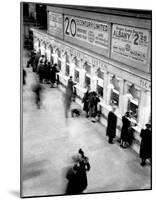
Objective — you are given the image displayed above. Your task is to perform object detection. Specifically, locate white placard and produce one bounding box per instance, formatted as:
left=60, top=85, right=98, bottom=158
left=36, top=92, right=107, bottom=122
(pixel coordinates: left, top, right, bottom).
left=48, top=11, right=63, bottom=39
left=111, top=24, right=150, bottom=64
left=64, top=15, right=110, bottom=50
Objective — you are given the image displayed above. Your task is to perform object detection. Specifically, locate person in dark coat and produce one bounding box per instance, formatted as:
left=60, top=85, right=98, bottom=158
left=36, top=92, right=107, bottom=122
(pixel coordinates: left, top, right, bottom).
left=50, top=64, right=59, bottom=88
left=106, top=106, right=117, bottom=144
left=27, top=50, right=36, bottom=68
left=89, top=91, right=100, bottom=122
left=37, top=60, right=44, bottom=83
left=82, top=88, right=90, bottom=117
left=23, top=69, right=26, bottom=86
left=32, top=77, right=43, bottom=109
left=65, top=164, right=79, bottom=195
left=33, top=51, right=41, bottom=72
left=139, top=123, right=152, bottom=166
left=120, top=112, right=131, bottom=148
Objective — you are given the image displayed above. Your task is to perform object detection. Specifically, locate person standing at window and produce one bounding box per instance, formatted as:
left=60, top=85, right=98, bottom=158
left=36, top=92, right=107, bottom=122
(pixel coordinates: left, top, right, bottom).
left=139, top=123, right=152, bottom=166
left=106, top=106, right=117, bottom=144
left=120, top=112, right=131, bottom=148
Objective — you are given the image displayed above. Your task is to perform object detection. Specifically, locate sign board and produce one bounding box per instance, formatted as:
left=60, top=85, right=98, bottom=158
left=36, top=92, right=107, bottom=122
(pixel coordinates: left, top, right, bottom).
left=111, top=24, right=150, bottom=72
left=48, top=11, right=63, bottom=39
left=64, top=15, right=110, bottom=57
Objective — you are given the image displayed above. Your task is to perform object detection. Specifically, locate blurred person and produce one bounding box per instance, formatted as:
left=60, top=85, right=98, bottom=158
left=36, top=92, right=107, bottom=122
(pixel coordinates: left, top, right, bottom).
left=23, top=68, right=26, bottom=86
left=120, top=112, right=131, bottom=148
left=139, top=123, right=152, bottom=166
left=65, top=164, right=79, bottom=195
left=26, top=50, right=36, bottom=68
left=63, top=76, right=76, bottom=118
left=82, top=87, right=90, bottom=118
left=37, top=60, right=44, bottom=83
left=32, top=75, right=43, bottom=109
left=33, top=51, right=41, bottom=72
left=106, top=106, right=117, bottom=144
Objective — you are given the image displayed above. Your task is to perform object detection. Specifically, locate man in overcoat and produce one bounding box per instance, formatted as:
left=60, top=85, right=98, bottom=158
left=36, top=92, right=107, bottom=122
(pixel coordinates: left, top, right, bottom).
left=139, top=123, right=152, bottom=166
left=120, top=112, right=131, bottom=148
left=106, top=106, right=117, bottom=144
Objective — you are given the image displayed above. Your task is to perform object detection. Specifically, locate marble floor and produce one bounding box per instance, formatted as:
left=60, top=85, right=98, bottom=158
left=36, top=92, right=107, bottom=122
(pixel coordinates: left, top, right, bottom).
left=21, top=52, right=151, bottom=197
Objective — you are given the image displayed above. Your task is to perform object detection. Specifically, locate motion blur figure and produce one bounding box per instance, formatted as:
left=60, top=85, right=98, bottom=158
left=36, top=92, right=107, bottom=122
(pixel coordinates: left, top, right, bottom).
left=32, top=75, right=43, bottom=109
left=23, top=69, right=26, bottom=86
left=63, top=76, right=76, bottom=118
left=65, top=149, right=90, bottom=195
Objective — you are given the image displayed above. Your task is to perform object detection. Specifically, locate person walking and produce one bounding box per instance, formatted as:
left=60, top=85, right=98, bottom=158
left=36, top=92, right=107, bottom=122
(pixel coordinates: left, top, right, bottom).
left=120, top=112, right=131, bottom=148
left=139, top=123, right=152, bottom=166
left=106, top=106, right=117, bottom=144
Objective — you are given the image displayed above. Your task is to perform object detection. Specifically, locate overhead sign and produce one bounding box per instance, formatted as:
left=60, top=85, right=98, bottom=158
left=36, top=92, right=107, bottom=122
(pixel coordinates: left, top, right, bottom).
left=111, top=24, right=150, bottom=65
left=48, top=11, right=63, bottom=39
left=64, top=15, right=110, bottom=54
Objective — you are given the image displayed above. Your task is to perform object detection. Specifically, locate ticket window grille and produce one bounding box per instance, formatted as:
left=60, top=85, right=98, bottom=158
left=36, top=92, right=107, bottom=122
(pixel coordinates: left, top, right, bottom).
left=127, top=84, right=140, bottom=120
left=127, top=99, right=138, bottom=120
left=85, top=63, right=91, bottom=75
left=96, top=68, right=104, bottom=98
left=85, top=75, right=91, bottom=88
left=74, top=69, right=79, bottom=83
left=110, top=89, right=119, bottom=106
left=97, top=85, right=103, bottom=97
left=57, top=49, right=61, bottom=71
left=65, top=64, right=70, bottom=76
left=65, top=53, right=70, bottom=76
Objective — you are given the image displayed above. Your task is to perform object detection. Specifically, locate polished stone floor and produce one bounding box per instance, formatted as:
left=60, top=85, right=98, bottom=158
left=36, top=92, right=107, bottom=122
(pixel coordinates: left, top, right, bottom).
left=22, top=52, right=151, bottom=197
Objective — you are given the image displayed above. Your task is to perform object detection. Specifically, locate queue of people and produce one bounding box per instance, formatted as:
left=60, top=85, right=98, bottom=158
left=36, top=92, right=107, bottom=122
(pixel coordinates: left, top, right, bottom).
left=25, top=49, right=152, bottom=168
left=82, top=88, right=100, bottom=122
left=106, top=107, right=151, bottom=167
left=26, top=49, right=60, bottom=87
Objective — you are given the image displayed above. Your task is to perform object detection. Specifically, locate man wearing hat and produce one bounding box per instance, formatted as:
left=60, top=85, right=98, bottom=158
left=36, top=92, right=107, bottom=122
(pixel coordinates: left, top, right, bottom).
left=139, top=123, right=152, bottom=166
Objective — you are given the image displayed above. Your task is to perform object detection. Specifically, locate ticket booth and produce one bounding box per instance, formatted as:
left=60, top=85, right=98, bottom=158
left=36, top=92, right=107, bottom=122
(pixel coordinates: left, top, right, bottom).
left=110, top=75, right=120, bottom=106
left=84, top=62, right=91, bottom=88
left=65, top=52, right=70, bottom=76
left=96, top=68, right=104, bottom=98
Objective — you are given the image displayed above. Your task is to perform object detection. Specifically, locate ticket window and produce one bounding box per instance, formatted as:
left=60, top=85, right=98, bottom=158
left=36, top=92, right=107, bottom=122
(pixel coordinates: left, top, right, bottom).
left=65, top=53, right=70, bottom=76
left=109, top=75, right=120, bottom=106
left=84, top=63, right=91, bottom=88
left=96, top=68, right=104, bottom=98
left=110, top=89, right=119, bottom=106
left=74, top=69, right=79, bottom=83
left=85, top=75, right=91, bottom=88
left=127, top=84, right=140, bottom=121
left=56, top=49, right=61, bottom=71
left=50, top=46, right=54, bottom=65
left=127, top=98, right=138, bottom=120
left=74, top=57, right=80, bottom=83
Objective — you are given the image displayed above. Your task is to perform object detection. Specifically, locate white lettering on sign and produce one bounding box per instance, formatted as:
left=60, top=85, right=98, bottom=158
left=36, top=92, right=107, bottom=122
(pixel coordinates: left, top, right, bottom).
left=64, top=15, right=110, bottom=50
left=140, top=79, right=151, bottom=90
left=48, top=12, right=63, bottom=39
left=111, top=24, right=150, bottom=64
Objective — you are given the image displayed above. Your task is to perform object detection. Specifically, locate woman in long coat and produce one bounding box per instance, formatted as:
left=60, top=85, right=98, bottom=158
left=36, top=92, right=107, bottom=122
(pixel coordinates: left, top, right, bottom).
left=120, top=112, right=131, bottom=148
left=139, top=124, right=152, bottom=166
left=106, top=107, right=117, bottom=144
